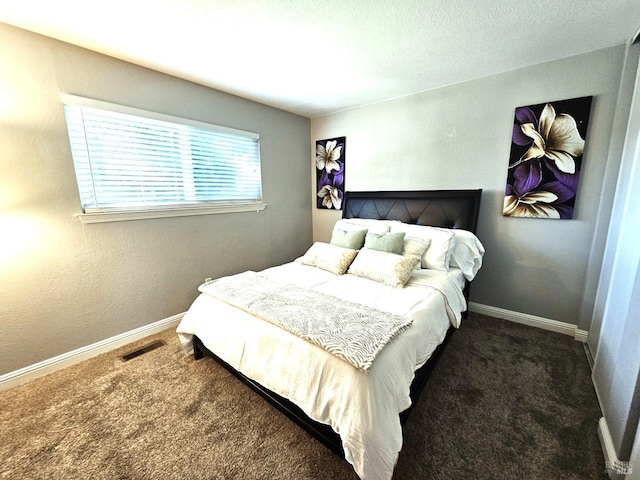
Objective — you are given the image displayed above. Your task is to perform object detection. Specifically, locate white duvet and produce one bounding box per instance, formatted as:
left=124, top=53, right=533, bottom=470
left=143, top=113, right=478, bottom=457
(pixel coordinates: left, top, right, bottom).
left=176, top=261, right=467, bottom=480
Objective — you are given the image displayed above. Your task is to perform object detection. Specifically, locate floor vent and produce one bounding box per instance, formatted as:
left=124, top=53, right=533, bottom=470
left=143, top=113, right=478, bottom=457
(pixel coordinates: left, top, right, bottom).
left=121, top=340, right=166, bottom=362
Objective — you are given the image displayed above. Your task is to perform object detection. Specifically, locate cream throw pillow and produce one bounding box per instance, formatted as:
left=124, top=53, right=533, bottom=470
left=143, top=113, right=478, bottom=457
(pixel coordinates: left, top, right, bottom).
left=402, top=236, right=431, bottom=262
left=300, top=242, right=358, bottom=275
left=347, top=248, right=420, bottom=288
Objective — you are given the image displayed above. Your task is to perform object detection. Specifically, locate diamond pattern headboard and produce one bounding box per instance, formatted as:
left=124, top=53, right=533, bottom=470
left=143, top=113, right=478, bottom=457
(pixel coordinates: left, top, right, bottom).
left=342, top=190, right=482, bottom=233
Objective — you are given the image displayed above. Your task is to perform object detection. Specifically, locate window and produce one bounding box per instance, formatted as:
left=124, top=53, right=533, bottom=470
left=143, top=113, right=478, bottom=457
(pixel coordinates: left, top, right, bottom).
left=61, top=94, right=265, bottom=223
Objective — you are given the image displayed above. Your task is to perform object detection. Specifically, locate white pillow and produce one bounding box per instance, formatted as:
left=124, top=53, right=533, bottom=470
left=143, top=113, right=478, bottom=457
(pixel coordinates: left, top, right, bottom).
left=390, top=223, right=455, bottom=271
left=300, top=242, right=358, bottom=275
left=333, top=218, right=391, bottom=234
left=445, top=229, right=485, bottom=281
left=347, top=248, right=420, bottom=288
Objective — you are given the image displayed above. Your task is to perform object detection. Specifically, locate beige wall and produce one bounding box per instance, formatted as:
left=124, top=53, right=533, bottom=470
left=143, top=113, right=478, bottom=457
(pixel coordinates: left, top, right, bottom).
left=311, top=46, right=628, bottom=330
left=0, top=23, right=312, bottom=375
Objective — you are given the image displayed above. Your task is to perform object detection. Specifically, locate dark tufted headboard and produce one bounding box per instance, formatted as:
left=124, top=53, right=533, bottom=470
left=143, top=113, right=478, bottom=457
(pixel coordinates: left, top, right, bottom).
left=342, top=189, right=482, bottom=233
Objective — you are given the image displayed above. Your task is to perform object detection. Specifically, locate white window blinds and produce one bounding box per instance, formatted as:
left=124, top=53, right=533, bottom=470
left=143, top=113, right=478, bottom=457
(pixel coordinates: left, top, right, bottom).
left=62, top=95, right=263, bottom=216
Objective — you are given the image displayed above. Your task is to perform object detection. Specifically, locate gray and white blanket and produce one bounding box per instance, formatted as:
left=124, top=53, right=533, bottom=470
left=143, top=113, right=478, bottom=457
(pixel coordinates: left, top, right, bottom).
left=199, top=271, right=413, bottom=373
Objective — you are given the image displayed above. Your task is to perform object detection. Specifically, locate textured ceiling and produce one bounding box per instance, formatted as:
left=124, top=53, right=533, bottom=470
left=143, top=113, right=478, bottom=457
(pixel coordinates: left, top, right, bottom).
left=1, top=0, right=639, bottom=118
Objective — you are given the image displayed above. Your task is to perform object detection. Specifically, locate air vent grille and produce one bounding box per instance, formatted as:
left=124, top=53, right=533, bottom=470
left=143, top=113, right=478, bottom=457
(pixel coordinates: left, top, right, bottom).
left=121, top=340, right=166, bottom=361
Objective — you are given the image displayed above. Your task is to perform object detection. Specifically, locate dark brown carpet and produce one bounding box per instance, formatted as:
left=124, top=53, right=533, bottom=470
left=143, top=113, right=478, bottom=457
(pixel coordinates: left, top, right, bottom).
left=0, top=313, right=606, bottom=479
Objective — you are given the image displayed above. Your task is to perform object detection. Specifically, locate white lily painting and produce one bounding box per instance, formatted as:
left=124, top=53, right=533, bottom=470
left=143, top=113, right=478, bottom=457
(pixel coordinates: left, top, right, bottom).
left=504, top=96, right=593, bottom=219
left=316, top=136, right=346, bottom=209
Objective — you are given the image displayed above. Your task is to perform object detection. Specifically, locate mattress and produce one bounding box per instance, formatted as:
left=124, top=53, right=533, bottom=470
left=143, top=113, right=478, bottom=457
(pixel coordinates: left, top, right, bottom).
left=176, top=261, right=467, bottom=480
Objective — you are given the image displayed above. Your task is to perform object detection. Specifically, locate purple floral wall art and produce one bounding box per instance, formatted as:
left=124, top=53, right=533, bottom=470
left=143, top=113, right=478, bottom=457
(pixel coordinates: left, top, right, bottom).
left=316, top=136, right=346, bottom=209
left=503, top=96, right=593, bottom=219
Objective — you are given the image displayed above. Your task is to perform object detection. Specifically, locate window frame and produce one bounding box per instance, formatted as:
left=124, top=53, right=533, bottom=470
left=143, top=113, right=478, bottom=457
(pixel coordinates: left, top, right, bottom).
left=60, top=94, right=266, bottom=224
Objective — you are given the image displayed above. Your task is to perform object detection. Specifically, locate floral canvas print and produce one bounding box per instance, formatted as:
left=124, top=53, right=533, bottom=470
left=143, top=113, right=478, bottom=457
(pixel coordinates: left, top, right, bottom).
left=503, top=96, right=593, bottom=219
left=316, top=136, right=345, bottom=209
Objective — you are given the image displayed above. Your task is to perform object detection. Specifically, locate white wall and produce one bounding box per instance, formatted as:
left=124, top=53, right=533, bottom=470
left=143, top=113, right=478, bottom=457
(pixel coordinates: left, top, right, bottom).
left=311, top=46, right=627, bottom=330
left=0, top=23, right=312, bottom=375
left=587, top=42, right=640, bottom=356
left=592, top=40, right=640, bottom=466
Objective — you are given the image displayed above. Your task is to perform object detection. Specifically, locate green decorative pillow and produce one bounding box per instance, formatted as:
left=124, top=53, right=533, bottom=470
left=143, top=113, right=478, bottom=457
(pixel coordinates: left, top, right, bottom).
left=364, top=232, right=405, bottom=255
left=330, top=228, right=367, bottom=249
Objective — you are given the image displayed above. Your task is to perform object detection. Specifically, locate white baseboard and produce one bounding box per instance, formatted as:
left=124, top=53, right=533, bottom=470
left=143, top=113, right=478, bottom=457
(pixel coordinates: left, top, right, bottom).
left=0, top=313, right=185, bottom=392
left=468, top=302, right=588, bottom=342
left=1, top=305, right=587, bottom=392
left=599, top=417, right=633, bottom=479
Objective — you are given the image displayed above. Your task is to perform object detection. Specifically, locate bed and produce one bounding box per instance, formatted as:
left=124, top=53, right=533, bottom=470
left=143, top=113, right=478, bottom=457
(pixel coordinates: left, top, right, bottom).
left=176, top=189, right=483, bottom=480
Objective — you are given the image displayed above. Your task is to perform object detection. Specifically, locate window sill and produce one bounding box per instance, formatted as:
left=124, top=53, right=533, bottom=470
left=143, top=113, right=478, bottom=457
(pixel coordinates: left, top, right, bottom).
left=77, top=203, right=267, bottom=224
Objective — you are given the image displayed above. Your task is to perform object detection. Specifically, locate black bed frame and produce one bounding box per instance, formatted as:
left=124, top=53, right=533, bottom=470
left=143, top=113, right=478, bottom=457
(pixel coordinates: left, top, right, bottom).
left=193, top=189, right=482, bottom=458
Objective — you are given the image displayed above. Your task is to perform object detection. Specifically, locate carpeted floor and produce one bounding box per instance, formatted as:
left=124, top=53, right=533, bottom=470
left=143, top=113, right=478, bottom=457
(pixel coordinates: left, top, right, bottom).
left=0, top=313, right=606, bottom=479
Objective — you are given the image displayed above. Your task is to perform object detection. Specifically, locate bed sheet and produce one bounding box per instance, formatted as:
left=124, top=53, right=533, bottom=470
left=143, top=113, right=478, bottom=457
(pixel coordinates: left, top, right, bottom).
left=176, top=262, right=466, bottom=480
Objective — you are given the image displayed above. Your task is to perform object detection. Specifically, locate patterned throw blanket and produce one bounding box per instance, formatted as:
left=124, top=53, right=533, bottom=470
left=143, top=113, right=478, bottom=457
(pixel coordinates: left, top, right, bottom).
left=199, top=272, right=413, bottom=373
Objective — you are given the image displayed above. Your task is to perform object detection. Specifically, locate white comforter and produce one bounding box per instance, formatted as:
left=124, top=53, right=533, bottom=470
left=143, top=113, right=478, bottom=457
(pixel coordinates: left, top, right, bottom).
left=176, top=261, right=466, bottom=480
